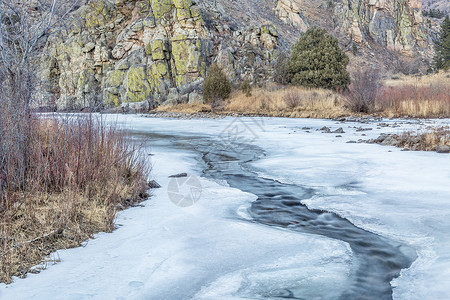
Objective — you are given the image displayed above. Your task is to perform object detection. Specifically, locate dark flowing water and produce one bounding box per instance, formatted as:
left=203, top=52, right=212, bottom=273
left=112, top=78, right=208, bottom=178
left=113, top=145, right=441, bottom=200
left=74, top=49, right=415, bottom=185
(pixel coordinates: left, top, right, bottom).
left=135, top=132, right=416, bottom=300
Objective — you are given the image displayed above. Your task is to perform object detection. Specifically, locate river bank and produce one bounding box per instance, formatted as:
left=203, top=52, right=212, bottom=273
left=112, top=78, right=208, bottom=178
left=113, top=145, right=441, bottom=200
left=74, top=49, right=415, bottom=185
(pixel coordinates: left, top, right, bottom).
left=1, top=115, right=449, bottom=299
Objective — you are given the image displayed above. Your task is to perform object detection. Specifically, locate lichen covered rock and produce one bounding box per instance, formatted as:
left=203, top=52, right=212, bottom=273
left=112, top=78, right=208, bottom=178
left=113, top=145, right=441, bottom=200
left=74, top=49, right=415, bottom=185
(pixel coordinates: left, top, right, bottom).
left=323, top=0, right=431, bottom=55
left=42, top=0, right=210, bottom=109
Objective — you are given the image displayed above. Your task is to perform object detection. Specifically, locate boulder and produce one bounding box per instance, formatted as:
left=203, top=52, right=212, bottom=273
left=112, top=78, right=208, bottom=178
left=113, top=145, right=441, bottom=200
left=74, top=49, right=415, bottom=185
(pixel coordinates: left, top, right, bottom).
left=164, top=88, right=180, bottom=106
left=332, top=128, right=345, bottom=134
left=436, top=145, right=450, bottom=154
left=188, top=92, right=204, bottom=104
left=82, top=42, right=95, bottom=53
left=320, top=126, right=331, bottom=133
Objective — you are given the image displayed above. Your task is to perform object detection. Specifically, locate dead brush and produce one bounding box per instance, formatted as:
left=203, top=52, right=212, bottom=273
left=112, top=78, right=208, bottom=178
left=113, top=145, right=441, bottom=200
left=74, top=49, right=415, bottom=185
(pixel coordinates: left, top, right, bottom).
left=283, top=90, right=304, bottom=109
left=395, top=126, right=450, bottom=151
left=0, top=114, right=149, bottom=283
left=376, top=83, right=450, bottom=118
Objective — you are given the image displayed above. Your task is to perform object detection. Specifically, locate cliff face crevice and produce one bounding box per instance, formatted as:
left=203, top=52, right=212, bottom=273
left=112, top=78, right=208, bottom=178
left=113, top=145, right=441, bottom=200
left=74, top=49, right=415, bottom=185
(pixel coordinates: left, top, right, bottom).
left=36, top=0, right=433, bottom=110
left=326, top=0, right=431, bottom=55
left=276, top=0, right=432, bottom=55
left=276, top=0, right=309, bottom=31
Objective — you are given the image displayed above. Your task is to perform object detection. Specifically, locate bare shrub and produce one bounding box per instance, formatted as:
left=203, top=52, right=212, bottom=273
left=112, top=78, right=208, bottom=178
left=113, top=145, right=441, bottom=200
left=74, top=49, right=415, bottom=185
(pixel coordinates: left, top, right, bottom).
left=376, top=83, right=450, bottom=117
left=393, top=57, right=421, bottom=75
left=0, top=0, right=79, bottom=110
left=0, top=115, right=149, bottom=282
left=1, top=0, right=81, bottom=202
left=283, top=90, right=304, bottom=109
left=342, top=68, right=382, bottom=113
left=274, top=52, right=291, bottom=85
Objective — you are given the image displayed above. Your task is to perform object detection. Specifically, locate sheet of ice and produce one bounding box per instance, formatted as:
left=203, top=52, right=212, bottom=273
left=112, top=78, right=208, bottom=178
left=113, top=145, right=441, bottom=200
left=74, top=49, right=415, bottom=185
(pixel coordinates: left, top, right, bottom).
left=116, top=115, right=450, bottom=300
left=0, top=127, right=352, bottom=300
left=215, top=116, right=450, bottom=300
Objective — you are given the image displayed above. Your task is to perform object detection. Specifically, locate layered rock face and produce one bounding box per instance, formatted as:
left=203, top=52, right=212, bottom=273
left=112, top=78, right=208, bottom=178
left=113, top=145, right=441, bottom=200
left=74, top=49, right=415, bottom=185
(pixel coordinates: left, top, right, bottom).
left=324, top=0, right=431, bottom=55
left=276, top=0, right=309, bottom=31
left=38, top=0, right=280, bottom=110
left=40, top=0, right=210, bottom=109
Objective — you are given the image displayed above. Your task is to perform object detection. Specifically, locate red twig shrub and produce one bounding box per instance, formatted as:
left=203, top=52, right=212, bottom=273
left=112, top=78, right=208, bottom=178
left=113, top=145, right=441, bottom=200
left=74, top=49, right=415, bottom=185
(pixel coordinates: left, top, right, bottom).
left=342, top=68, right=381, bottom=113
left=1, top=114, right=148, bottom=212
left=376, top=83, right=450, bottom=117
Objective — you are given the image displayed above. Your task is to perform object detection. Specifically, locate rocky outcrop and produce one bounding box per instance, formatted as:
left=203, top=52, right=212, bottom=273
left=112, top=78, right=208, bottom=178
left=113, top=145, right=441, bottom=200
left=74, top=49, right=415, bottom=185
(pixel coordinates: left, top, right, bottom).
left=276, top=0, right=309, bottom=31
left=324, top=0, right=431, bottom=55
left=39, top=0, right=209, bottom=109
left=37, top=0, right=281, bottom=110
left=36, top=0, right=433, bottom=110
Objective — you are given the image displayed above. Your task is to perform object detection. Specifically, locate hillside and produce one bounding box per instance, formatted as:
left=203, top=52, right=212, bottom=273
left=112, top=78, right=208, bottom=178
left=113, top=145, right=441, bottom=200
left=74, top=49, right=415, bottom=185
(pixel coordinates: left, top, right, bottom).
left=35, top=0, right=436, bottom=110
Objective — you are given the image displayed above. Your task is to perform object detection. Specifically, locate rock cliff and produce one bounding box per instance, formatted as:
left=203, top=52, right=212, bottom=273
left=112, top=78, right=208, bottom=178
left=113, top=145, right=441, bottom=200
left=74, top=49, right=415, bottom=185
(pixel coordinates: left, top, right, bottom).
left=39, top=0, right=210, bottom=109
left=36, top=0, right=434, bottom=110
left=325, top=0, right=431, bottom=55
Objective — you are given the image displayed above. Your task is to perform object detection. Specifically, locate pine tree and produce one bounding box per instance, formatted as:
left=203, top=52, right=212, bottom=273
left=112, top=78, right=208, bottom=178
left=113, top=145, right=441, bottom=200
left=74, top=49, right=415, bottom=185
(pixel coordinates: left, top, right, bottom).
left=288, top=27, right=350, bottom=90
left=203, top=63, right=231, bottom=103
left=434, top=16, right=450, bottom=71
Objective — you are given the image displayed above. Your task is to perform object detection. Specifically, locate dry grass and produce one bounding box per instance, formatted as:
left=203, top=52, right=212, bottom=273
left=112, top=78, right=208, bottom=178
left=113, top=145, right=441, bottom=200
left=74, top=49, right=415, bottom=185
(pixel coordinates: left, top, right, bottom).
left=156, top=103, right=211, bottom=114
left=375, top=72, right=450, bottom=118
left=384, top=71, right=450, bottom=87
left=223, top=87, right=348, bottom=118
left=154, top=87, right=349, bottom=119
left=0, top=115, right=149, bottom=283
left=155, top=72, right=450, bottom=119
left=395, top=126, right=450, bottom=151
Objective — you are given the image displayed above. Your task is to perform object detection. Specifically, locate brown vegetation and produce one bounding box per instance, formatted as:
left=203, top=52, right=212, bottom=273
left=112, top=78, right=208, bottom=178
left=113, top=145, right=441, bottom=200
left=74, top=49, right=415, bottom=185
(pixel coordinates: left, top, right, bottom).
left=342, top=68, right=382, bottom=113
left=388, top=126, right=450, bottom=151
left=155, top=103, right=212, bottom=114
left=375, top=72, right=450, bottom=118
left=375, top=83, right=450, bottom=118
left=0, top=115, right=149, bottom=283
left=157, top=72, right=449, bottom=119
left=223, top=87, right=349, bottom=119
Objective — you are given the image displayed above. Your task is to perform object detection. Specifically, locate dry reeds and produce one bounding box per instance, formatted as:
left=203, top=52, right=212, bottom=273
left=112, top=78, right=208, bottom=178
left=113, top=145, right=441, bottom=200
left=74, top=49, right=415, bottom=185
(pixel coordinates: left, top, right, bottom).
left=375, top=83, right=450, bottom=118
left=0, top=114, right=149, bottom=283
left=223, top=86, right=348, bottom=118
left=376, top=71, right=450, bottom=118
left=396, top=126, right=450, bottom=151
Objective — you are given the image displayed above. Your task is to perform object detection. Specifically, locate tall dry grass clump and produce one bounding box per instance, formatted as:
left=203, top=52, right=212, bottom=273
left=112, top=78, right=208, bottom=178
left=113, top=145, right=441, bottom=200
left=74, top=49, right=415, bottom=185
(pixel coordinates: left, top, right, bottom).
left=375, top=83, right=450, bottom=117
left=0, top=114, right=149, bottom=283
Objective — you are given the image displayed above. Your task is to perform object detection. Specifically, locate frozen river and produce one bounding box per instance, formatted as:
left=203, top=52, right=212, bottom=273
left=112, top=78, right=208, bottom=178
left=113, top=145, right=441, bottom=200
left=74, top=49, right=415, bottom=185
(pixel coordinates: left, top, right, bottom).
left=1, top=115, right=449, bottom=300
